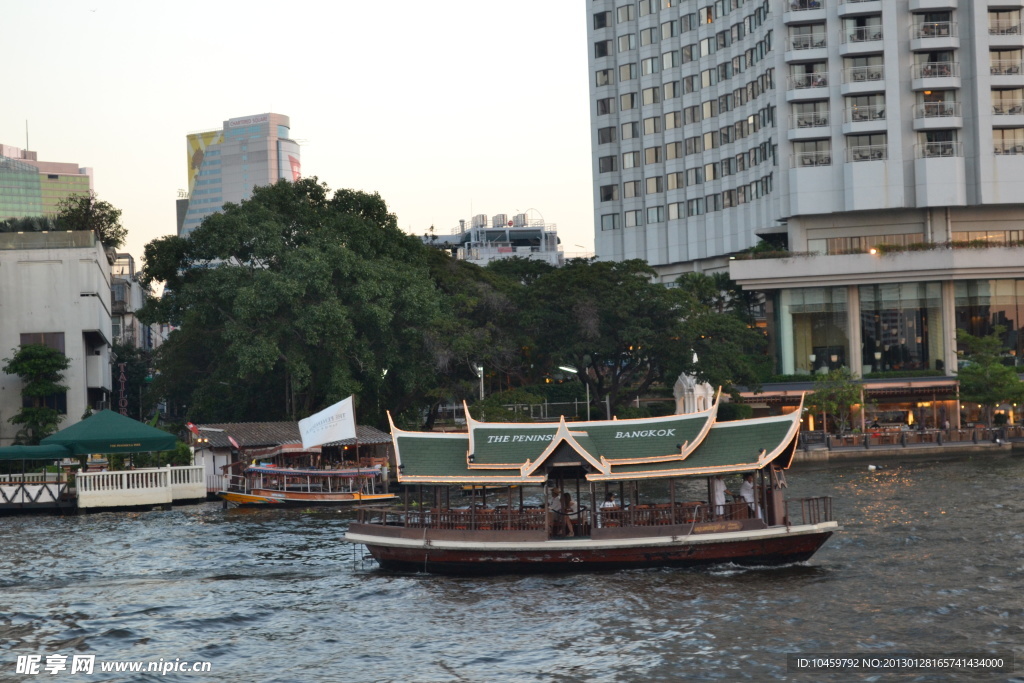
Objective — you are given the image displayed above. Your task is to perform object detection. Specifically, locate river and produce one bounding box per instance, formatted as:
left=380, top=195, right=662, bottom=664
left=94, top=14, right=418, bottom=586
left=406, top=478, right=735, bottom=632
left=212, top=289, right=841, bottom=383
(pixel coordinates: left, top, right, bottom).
left=1, top=453, right=1021, bottom=682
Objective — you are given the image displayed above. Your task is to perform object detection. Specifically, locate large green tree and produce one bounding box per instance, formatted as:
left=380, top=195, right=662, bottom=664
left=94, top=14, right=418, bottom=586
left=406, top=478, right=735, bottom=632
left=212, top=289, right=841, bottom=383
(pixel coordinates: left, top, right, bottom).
left=55, top=193, right=127, bottom=249
left=956, top=326, right=1024, bottom=427
left=2, top=344, right=70, bottom=444
left=806, top=367, right=862, bottom=434
left=139, top=178, right=442, bottom=427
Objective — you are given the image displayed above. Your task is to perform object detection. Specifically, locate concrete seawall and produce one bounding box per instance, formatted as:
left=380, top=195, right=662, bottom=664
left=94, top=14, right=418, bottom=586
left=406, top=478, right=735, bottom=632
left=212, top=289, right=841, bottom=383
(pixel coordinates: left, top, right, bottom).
left=793, top=441, right=1018, bottom=465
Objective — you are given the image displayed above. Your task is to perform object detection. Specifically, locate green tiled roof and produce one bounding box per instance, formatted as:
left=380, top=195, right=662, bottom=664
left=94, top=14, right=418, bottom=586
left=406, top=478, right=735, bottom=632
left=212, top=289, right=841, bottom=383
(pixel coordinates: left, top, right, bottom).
left=582, top=413, right=709, bottom=460
left=395, top=433, right=468, bottom=478
left=470, top=425, right=559, bottom=467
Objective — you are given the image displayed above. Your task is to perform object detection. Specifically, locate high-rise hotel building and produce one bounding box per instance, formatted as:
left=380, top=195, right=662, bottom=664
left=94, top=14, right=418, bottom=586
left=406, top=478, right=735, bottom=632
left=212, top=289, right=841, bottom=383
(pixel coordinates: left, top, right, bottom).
left=588, top=1, right=1024, bottom=426
left=177, top=113, right=300, bottom=236
left=587, top=0, right=1024, bottom=279
left=0, top=143, right=93, bottom=220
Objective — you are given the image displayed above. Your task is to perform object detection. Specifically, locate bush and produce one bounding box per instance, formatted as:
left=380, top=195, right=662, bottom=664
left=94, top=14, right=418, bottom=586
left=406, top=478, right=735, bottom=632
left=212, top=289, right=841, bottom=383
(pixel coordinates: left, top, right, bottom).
left=717, top=402, right=754, bottom=421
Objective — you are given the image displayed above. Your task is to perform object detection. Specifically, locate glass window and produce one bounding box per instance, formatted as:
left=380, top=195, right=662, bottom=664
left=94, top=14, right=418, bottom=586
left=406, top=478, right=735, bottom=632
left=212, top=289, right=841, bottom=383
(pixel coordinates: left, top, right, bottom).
left=666, top=141, right=683, bottom=159
left=774, top=287, right=850, bottom=375
left=617, top=5, right=635, bottom=23
left=597, top=98, right=614, bottom=116
left=595, top=40, right=612, bottom=58
left=621, top=121, right=640, bottom=139
left=625, top=210, right=644, bottom=227
left=665, top=111, right=682, bottom=129
left=667, top=172, right=685, bottom=189
left=596, top=69, right=613, bottom=87
left=644, top=116, right=661, bottom=135
left=647, top=206, right=665, bottom=223
left=601, top=214, right=619, bottom=230
left=862, top=282, right=945, bottom=372
left=646, top=176, right=664, bottom=194
left=594, top=11, right=612, bottom=29
left=641, top=57, right=659, bottom=76
left=599, top=156, right=618, bottom=172
left=621, top=92, right=639, bottom=110
left=642, top=87, right=660, bottom=105
left=598, top=126, right=617, bottom=144
left=645, top=146, right=663, bottom=164
left=600, top=184, right=619, bottom=201
left=624, top=180, right=642, bottom=198
left=619, top=63, right=637, bottom=81
left=619, top=34, right=637, bottom=52
left=641, top=28, right=659, bottom=46
left=623, top=151, right=641, bottom=168
left=663, top=82, right=680, bottom=99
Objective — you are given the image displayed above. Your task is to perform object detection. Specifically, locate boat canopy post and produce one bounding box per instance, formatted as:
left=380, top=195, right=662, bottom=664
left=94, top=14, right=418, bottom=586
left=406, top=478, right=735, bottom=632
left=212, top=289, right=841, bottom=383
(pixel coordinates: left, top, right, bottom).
left=589, top=481, right=597, bottom=530
left=669, top=477, right=676, bottom=509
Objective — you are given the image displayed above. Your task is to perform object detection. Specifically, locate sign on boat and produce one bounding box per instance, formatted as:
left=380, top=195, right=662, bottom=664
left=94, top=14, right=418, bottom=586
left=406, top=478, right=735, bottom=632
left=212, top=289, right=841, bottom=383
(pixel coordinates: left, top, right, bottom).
left=344, top=393, right=839, bottom=575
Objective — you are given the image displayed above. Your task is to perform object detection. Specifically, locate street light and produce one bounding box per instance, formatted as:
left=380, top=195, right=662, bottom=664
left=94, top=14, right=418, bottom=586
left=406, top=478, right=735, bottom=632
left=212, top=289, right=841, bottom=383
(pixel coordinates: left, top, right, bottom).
left=559, top=366, right=590, bottom=421
left=475, top=365, right=484, bottom=401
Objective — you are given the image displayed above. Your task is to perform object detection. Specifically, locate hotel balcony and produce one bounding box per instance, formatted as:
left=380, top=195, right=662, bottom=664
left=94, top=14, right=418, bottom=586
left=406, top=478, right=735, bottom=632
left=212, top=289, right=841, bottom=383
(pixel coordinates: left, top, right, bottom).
left=792, top=150, right=833, bottom=168
left=785, top=33, right=828, bottom=62
left=843, top=104, right=886, bottom=134
left=784, top=0, right=825, bottom=25
left=992, top=99, right=1024, bottom=127
left=910, top=22, right=959, bottom=51
left=840, top=26, right=883, bottom=56
left=847, top=144, right=887, bottom=162
left=910, top=62, right=960, bottom=91
left=989, top=21, right=1024, bottom=48
left=788, top=111, right=831, bottom=140
left=990, top=59, right=1024, bottom=87
left=916, top=141, right=962, bottom=159
left=786, top=72, right=830, bottom=101
left=840, top=65, right=885, bottom=95
left=994, top=139, right=1024, bottom=156
left=837, top=0, right=882, bottom=17
left=912, top=101, right=963, bottom=131
left=909, top=0, right=956, bottom=9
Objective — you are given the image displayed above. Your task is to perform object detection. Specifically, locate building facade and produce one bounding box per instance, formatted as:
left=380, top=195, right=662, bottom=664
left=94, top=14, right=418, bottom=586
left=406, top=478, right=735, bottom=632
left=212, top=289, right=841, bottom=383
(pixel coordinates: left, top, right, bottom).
left=176, top=113, right=300, bottom=236
left=0, top=144, right=93, bottom=220
left=427, top=212, right=566, bottom=267
left=0, top=231, right=113, bottom=446
left=112, top=253, right=165, bottom=352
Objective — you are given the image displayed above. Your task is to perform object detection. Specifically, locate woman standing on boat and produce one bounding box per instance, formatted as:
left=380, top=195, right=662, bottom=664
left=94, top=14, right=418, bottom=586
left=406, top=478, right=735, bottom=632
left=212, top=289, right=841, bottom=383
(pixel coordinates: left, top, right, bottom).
left=560, top=492, right=578, bottom=536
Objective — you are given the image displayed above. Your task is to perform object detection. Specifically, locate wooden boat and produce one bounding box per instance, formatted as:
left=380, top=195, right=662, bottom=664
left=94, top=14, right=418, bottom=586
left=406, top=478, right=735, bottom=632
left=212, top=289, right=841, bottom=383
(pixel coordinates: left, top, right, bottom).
left=344, top=395, right=839, bottom=575
left=218, top=464, right=396, bottom=507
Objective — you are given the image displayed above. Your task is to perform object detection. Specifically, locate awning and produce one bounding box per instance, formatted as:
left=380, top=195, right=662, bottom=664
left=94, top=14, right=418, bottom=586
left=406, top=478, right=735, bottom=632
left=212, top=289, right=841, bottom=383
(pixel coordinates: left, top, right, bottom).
left=41, top=410, right=178, bottom=454
left=0, top=444, right=73, bottom=461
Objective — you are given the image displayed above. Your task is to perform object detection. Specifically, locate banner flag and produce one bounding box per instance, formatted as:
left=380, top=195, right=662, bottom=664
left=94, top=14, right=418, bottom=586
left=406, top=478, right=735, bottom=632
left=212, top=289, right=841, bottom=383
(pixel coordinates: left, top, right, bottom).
left=298, top=396, right=357, bottom=449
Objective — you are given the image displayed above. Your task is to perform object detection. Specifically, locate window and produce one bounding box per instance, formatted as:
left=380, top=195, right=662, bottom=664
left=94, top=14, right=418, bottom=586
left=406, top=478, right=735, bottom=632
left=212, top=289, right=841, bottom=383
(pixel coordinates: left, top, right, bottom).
left=594, top=11, right=612, bottom=29
left=794, top=139, right=832, bottom=166
left=699, top=37, right=716, bottom=57
left=699, top=7, right=715, bottom=25
left=598, top=126, right=617, bottom=144
left=703, top=131, right=719, bottom=150
left=642, top=87, right=660, bottom=105
left=640, top=28, right=659, bottom=46
left=684, top=105, right=701, bottom=124
left=621, top=92, right=639, bottom=110
left=646, top=176, right=664, bottom=194
left=601, top=214, right=619, bottom=230
left=681, top=45, right=695, bottom=64
left=663, top=82, right=680, bottom=99
left=642, top=57, right=659, bottom=76
left=844, top=95, right=881, bottom=122
left=619, top=34, right=637, bottom=52
left=623, top=151, right=641, bottom=168
left=621, top=121, right=640, bottom=139
left=624, top=180, right=642, bottom=198
left=687, top=198, right=705, bottom=216
left=718, top=93, right=734, bottom=113
left=644, top=116, right=662, bottom=135
left=597, top=98, right=615, bottom=115
left=667, top=172, right=685, bottom=189
left=704, top=162, right=720, bottom=180
left=20, top=332, right=66, bottom=354
left=617, top=4, right=635, bottom=22
left=665, top=111, right=682, bottom=129
left=686, top=167, right=704, bottom=185
left=685, top=136, right=703, bottom=155
left=668, top=202, right=684, bottom=219
left=665, top=141, right=684, bottom=159
left=619, top=63, right=637, bottom=81
left=645, top=146, right=663, bottom=164
left=596, top=69, right=613, bottom=87
left=600, top=184, right=619, bottom=201
left=702, top=100, right=719, bottom=119
left=647, top=206, right=665, bottom=223
left=706, top=193, right=723, bottom=212
left=625, top=210, right=644, bottom=227
left=683, top=75, right=700, bottom=93
left=599, top=156, right=618, bottom=172
left=719, top=125, right=732, bottom=144
left=848, top=133, right=887, bottom=161
left=701, top=68, right=717, bottom=88
left=595, top=40, right=612, bottom=58
left=639, top=0, right=655, bottom=16
left=662, top=21, right=677, bottom=39
left=664, top=50, right=681, bottom=69
left=681, top=13, right=697, bottom=31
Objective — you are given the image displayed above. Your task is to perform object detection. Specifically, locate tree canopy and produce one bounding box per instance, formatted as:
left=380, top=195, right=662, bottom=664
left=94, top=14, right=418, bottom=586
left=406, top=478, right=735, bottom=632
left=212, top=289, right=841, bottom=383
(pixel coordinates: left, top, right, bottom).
left=2, top=344, right=70, bottom=444
left=956, top=326, right=1024, bottom=427
left=55, top=193, right=127, bottom=249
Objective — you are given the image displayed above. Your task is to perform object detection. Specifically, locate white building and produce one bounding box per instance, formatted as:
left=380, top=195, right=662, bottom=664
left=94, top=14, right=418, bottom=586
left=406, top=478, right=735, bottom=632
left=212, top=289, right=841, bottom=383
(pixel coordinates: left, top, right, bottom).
left=587, top=0, right=1024, bottom=279
left=427, top=212, right=565, bottom=267
left=0, top=231, right=113, bottom=445
left=112, top=253, right=164, bottom=351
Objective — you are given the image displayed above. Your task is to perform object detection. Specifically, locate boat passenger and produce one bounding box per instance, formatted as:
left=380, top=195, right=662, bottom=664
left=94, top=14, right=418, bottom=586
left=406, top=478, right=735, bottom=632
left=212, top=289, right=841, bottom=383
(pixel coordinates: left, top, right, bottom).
left=711, top=475, right=730, bottom=518
left=597, top=492, right=619, bottom=528
left=739, top=473, right=761, bottom=519
left=560, top=492, right=578, bottom=537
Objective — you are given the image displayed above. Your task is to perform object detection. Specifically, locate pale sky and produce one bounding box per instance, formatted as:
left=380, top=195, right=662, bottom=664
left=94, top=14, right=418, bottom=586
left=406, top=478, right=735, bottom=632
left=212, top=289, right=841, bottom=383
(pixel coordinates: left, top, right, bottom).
left=3, top=0, right=594, bottom=263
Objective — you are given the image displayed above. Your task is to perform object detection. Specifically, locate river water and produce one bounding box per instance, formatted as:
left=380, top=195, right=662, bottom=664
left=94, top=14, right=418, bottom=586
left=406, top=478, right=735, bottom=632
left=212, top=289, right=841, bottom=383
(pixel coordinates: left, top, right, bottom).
left=1, top=454, right=1022, bottom=682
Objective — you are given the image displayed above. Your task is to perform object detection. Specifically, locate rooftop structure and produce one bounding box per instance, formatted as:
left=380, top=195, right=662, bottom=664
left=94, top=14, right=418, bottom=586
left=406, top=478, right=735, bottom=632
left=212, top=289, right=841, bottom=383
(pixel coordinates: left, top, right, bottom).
left=0, top=143, right=93, bottom=220
left=426, top=211, right=565, bottom=267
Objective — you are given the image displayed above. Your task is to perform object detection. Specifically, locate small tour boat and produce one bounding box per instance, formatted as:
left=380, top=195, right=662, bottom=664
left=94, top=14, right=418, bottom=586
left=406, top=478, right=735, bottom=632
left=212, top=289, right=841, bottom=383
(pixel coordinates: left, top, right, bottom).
left=218, top=465, right=396, bottom=507
left=344, top=395, right=838, bottom=575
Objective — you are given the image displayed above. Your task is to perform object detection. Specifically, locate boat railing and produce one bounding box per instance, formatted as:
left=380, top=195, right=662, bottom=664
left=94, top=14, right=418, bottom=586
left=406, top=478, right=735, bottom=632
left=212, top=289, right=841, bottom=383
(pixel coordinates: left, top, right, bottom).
left=403, top=507, right=549, bottom=531
left=788, top=496, right=833, bottom=525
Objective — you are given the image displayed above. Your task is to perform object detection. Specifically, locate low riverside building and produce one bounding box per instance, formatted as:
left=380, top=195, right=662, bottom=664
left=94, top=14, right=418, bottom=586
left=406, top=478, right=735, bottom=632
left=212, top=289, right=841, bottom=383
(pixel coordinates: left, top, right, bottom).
left=425, top=212, right=573, bottom=267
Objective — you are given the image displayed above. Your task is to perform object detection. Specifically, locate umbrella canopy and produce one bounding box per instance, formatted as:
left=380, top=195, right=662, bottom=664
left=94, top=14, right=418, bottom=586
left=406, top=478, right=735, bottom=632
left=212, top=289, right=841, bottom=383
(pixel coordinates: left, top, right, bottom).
left=41, top=410, right=178, bottom=455
left=0, top=444, right=73, bottom=461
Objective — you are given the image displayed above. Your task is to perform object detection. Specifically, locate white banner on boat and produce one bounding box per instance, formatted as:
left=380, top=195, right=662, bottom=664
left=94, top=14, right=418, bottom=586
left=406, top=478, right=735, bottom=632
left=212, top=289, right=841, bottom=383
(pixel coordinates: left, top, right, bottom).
left=299, top=396, right=357, bottom=449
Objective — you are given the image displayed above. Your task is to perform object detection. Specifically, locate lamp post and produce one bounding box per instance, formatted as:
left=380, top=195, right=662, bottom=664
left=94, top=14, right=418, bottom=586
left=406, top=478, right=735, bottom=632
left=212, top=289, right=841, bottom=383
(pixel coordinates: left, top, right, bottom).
left=475, top=365, right=484, bottom=401
left=559, top=366, right=590, bottom=420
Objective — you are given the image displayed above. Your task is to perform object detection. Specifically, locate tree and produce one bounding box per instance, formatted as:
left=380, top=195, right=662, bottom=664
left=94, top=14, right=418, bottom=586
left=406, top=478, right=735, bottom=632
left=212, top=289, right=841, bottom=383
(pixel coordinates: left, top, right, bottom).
left=139, top=178, right=443, bottom=428
left=2, top=344, right=70, bottom=444
left=55, top=193, right=127, bottom=249
left=806, top=367, right=862, bottom=434
left=956, top=326, right=1024, bottom=427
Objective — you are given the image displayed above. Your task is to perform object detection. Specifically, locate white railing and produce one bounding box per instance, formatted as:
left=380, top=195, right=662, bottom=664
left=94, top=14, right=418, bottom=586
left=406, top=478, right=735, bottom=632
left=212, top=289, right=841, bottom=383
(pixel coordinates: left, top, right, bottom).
left=912, top=62, right=958, bottom=79
left=0, top=472, right=64, bottom=483
left=207, top=474, right=226, bottom=493
left=847, top=104, right=885, bottom=122
left=844, top=65, right=884, bottom=83
left=77, top=468, right=172, bottom=509
left=789, top=72, right=829, bottom=89
left=917, top=141, right=962, bottom=158
left=793, top=150, right=833, bottom=167
left=990, top=60, right=1023, bottom=75
left=843, top=26, right=882, bottom=43
left=792, top=111, right=830, bottom=128
left=789, top=32, right=827, bottom=50
left=788, top=0, right=823, bottom=11
left=912, top=22, right=954, bottom=39
left=169, top=466, right=206, bottom=501
left=915, top=102, right=960, bottom=118
left=992, top=100, right=1024, bottom=115
left=989, top=21, right=1023, bottom=36
left=994, top=140, right=1024, bottom=155
left=0, top=482, right=67, bottom=505
left=848, top=144, right=888, bottom=162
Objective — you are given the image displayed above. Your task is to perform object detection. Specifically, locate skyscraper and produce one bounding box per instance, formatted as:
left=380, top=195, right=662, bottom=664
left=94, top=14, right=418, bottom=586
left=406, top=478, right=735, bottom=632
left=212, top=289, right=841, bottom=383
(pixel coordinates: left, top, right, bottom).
left=177, top=113, right=300, bottom=236
left=587, top=1, right=1024, bottom=279
left=0, top=143, right=93, bottom=220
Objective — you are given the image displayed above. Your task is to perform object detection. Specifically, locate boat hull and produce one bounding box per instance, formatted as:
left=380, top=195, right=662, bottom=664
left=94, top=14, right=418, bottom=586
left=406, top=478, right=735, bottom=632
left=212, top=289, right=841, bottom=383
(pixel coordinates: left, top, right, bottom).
left=218, top=490, right=396, bottom=507
left=345, top=521, right=838, bottom=575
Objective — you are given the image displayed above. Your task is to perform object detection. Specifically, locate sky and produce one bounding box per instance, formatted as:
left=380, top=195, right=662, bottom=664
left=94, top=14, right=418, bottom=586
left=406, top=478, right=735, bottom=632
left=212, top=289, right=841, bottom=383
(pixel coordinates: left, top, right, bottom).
left=3, top=0, right=594, bottom=263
